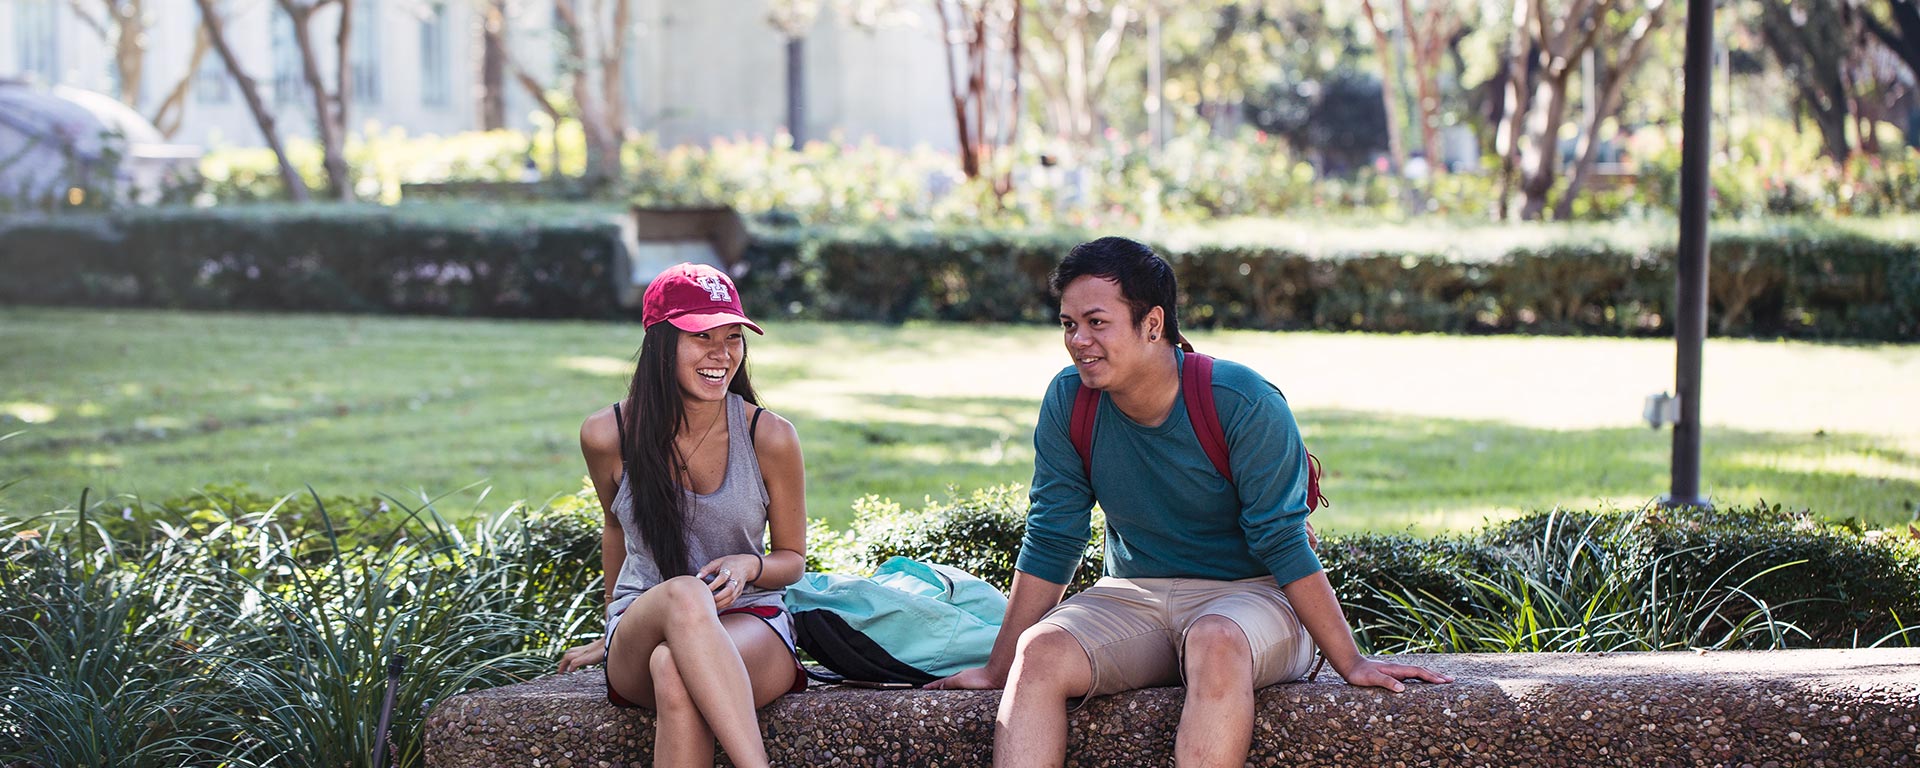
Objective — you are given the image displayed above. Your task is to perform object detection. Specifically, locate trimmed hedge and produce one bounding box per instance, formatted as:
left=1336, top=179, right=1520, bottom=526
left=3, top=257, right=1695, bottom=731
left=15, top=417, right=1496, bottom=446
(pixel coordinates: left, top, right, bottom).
left=4, top=207, right=1916, bottom=339
left=0, top=205, right=628, bottom=319
left=826, top=488, right=1920, bottom=652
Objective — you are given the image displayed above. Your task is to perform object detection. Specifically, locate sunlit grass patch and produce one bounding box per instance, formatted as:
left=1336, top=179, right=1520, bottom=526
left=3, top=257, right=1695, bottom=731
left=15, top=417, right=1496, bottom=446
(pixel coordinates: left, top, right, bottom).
left=3, top=307, right=1916, bottom=532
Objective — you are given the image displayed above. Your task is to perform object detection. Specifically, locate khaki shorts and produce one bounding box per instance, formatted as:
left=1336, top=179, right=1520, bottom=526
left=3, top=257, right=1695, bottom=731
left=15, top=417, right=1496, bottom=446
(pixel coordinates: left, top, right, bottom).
left=1038, top=576, right=1318, bottom=702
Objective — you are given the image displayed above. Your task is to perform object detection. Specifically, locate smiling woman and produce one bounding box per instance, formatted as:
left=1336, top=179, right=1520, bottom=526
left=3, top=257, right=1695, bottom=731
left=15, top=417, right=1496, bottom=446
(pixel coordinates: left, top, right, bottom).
left=552, top=263, right=808, bottom=768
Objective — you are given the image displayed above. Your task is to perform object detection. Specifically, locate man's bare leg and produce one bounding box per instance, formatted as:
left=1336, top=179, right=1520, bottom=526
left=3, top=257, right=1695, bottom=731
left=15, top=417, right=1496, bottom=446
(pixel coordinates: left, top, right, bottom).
left=1175, top=616, right=1256, bottom=768
left=994, top=625, right=1094, bottom=768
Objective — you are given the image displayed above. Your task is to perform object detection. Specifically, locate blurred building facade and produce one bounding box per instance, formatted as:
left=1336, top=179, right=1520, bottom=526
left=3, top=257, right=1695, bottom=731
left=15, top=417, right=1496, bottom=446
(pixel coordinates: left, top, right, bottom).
left=0, top=0, right=955, bottom=152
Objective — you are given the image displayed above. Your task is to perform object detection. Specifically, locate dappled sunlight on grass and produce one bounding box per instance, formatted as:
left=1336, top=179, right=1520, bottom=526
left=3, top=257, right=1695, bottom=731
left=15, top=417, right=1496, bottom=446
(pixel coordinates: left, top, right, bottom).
left=78, top=452, right=122, bottom=468
left=1731, top=450, right=1920, bottom=484
left=4, top=307, right=1915, bottom=533
left=1323, top=504, right=1533, bottom=535
left=2, top=401, right=57, bottom=423
left=554, top=355, right=633, bottom=377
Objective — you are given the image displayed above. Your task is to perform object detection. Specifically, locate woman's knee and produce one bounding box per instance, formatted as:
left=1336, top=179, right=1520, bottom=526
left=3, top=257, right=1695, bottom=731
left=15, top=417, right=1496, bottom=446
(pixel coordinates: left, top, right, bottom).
left=649, top=644, right=691, bottom=702
left=657, top=575, right=718, bottom=627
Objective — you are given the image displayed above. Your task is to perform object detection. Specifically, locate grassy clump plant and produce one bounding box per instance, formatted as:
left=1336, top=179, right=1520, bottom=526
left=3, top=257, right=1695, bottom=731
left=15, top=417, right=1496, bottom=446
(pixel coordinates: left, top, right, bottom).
left=834, top=491, right=1920, bottom=654
left=0, top=487, right=605, bottom=768
left=3, top=478, right=1915, bottom=765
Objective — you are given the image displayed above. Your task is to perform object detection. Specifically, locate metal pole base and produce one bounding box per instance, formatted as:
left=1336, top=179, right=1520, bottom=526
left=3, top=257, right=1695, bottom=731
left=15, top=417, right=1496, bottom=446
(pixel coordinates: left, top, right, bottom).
left=1658, top=494, right=1714, bottom=510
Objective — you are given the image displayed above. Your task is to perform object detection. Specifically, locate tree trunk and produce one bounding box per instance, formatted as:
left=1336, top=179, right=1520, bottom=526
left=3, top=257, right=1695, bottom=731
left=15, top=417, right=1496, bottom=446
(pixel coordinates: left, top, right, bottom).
left=1146, top=4, right=1164, bottom=153
left=601, top=0, right=630, bottom=155
left=1517, top=71, right=1569, bottom=220
left=787, top=36, right=806, bottom=144
left=934, top=0, right=1019, bottom=192
left=283, top=0, right=353, bottom=201
left=333, top=0, right=354, bottom=196
left=1862, top=0, right=1920, bottom=80
left=194, top=0, right=310, bottom=201
left=1359, top=0, right=1406, bottom=174
left=484, top=16, right=563, bottom=172
left=1001, top=0, right=1021, bottom=196
left=1022, top=0, right=1128, bottom=158
left=1514, top=0, right=1623, bottom=219
left=1401, top=0, right=1451, bottom=174
left=936, top=0, right=980, bottom=179
left=116, top=0, right=145, bottom=108
left=554, top=0, right=623, bottom=189
left=148, top=26, right=210, bottom=139
left=479, top=0, right=507, bottom=130
left=1555, top=0, right=1668, bottom=220
left=1760, top=0, right=1855, bottom=166
left=1494, top=0, right=1534, bottom=220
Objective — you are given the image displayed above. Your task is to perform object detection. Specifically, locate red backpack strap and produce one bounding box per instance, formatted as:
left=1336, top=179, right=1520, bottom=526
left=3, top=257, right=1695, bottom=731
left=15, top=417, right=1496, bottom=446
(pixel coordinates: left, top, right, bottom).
left=1305, top=452, right=1329, bottom=511
left=1185, top=352, right=1329, bottom=512
left=1181, top=353, right=1234, bottom=485
left=1068, top=384, right=1101, bottom=479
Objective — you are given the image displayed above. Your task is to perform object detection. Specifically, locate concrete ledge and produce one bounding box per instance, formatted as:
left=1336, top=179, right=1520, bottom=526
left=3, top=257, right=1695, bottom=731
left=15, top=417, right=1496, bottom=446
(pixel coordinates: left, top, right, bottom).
left=427, top=649, right=1920, bottom=767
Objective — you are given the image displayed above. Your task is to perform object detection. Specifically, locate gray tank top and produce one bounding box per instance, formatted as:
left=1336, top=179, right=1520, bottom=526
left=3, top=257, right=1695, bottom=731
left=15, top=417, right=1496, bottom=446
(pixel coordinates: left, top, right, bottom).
left=605, top=393, right=781, bottom=624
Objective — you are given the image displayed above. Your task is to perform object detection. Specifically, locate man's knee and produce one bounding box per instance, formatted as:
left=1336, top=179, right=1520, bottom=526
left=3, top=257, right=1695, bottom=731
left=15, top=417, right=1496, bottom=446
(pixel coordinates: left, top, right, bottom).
left=1009, top=625, right=1088, bottom=691
left=1183, top=616, right=1253, bottom=686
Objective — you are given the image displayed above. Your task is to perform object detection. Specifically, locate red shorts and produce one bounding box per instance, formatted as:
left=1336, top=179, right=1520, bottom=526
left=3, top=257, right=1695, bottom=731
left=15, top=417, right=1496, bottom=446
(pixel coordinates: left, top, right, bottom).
left=605, top=604, right=807, bottom=708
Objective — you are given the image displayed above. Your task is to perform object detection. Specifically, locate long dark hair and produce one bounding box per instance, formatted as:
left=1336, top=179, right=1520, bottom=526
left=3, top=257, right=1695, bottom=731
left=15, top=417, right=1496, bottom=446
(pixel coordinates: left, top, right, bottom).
left=1049, top=236, right=1182, bottom=348
left=620, top=321, right=760, bottom=579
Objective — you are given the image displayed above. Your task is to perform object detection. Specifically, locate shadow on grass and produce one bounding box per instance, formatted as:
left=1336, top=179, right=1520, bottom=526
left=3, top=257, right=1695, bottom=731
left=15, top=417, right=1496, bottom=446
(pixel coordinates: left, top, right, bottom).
left=782, top=395, right=1920, bottom=533
left=6, top=391, right=1915, bottom=535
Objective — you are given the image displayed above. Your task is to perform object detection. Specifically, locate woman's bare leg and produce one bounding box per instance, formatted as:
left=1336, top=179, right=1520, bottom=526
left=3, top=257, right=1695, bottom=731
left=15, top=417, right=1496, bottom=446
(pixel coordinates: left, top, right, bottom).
left=648, top=643, right=715, bottom=768
left=603, top=576, right=799, bottom=768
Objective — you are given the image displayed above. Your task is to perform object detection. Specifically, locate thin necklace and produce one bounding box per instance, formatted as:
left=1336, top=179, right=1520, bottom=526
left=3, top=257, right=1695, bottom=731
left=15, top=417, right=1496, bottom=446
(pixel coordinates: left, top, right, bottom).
left=677, top=402, right=726, bottom=477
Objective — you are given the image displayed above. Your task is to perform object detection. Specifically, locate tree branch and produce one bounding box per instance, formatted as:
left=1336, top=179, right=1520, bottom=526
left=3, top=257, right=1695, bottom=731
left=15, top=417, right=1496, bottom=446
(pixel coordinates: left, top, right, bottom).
left=65, top=0, right=111, bottom=40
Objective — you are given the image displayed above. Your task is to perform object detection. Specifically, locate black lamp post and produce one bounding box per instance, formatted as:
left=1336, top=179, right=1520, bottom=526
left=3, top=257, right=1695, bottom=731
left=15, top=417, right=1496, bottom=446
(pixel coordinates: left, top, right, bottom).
left=1667, top=0, right=1714, bottom=509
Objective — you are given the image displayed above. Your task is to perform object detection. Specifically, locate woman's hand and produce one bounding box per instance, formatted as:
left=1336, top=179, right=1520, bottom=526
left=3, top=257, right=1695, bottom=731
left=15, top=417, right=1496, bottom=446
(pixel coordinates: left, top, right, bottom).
left=697, top=554, right=761, bottom=611
left=558, top=636, right=607, bottom=674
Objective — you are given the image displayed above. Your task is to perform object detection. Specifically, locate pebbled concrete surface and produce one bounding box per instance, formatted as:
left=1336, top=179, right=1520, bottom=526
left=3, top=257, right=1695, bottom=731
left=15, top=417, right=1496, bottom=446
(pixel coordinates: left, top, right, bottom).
left=426, top=649, right=1920, bottom=767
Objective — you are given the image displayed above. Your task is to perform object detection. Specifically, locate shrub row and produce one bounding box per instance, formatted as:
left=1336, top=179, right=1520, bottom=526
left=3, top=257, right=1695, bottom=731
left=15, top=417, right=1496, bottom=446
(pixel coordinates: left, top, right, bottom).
left=0, top=205, right=628, bottom=319
left=741, top=226, right=1920, bottom=339
left=827, top=488, right=1920, bottom=652
left=4, top=208, right=1916, bottom=339
left=4, top=481, right=1914, bottom=765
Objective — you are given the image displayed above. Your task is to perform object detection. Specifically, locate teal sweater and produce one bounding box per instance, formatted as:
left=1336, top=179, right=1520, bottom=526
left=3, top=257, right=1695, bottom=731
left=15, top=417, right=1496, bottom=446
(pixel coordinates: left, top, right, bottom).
left=1014, top=350, right=1322, bottom=587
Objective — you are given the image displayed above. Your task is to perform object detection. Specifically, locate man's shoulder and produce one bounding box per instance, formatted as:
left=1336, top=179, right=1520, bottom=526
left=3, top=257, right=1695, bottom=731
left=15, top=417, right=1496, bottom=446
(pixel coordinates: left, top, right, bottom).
left=1045, top=364, right=1085, bottom=399
left=1201, top=356, right=1283, bottom=404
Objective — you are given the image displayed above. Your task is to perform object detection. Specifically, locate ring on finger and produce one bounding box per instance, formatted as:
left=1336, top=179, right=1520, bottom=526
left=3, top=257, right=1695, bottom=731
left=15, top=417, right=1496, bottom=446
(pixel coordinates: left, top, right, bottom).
left=728, top=578, right=738, bottom=588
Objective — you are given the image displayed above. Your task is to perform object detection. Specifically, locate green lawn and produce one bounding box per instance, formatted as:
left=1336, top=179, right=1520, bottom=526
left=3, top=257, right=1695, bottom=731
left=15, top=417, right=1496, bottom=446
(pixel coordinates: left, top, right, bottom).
left=3, top=307, right=1916, bottom=533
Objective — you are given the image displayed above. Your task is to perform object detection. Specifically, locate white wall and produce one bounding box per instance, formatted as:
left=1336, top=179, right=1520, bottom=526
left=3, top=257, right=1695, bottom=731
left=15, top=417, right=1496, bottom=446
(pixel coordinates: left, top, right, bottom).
left=2, top=0, right=954, bottom=153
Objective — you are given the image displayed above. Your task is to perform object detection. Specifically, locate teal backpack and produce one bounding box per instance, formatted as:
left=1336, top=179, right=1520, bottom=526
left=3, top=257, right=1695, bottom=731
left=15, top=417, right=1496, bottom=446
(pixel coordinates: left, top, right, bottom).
left=783, top=557, right=1006, bottom=686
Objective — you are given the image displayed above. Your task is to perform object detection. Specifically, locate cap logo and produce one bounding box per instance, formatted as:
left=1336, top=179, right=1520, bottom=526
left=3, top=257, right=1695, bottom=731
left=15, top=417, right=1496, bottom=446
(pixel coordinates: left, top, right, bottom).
left=696, top=274, right=731, bottom=302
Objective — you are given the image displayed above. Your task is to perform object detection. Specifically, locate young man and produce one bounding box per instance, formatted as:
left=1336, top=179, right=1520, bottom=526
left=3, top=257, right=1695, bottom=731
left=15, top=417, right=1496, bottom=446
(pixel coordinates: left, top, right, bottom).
left=926, top=237, right=1450, bottom=767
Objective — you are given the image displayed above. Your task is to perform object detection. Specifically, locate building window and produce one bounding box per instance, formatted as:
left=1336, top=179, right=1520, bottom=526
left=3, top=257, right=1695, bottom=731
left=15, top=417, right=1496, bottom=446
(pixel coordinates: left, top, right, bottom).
left=272, top=6, right=307, bottom=108
left=419, top=2, right=449, bottom=107
left=193, top=5, right=231, bottom=104
left=350, top=0, right=380, bottom=105
left=14, top=0, right=60, bottom=85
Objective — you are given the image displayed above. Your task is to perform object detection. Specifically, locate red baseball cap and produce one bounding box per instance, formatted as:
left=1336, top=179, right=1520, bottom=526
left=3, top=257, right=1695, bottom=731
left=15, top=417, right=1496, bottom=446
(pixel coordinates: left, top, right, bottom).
left=642, top=262, right=764, bottom=334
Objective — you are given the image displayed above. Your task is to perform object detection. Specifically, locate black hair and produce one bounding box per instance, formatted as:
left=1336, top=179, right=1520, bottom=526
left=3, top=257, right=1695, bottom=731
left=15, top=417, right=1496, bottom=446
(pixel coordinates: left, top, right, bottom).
left=619, top=321, right=759, bottom=579
left=1048, top=236, right=1181, bottom=347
